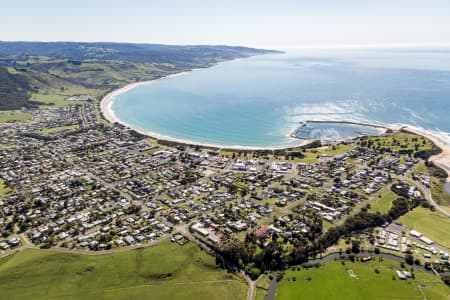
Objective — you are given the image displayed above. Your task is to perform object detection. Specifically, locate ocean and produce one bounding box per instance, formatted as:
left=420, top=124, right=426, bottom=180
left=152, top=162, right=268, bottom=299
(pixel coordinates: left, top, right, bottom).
left=110, top=47, right=450, bottom=148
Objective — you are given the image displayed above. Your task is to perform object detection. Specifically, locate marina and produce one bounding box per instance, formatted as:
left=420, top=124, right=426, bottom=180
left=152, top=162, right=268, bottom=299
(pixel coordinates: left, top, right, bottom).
left=291, top=120, right=387, bottom=141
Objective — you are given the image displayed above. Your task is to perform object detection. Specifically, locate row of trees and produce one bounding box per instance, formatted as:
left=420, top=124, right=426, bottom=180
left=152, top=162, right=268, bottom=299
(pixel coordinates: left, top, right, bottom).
left=218, top=195, right=426, bottom=277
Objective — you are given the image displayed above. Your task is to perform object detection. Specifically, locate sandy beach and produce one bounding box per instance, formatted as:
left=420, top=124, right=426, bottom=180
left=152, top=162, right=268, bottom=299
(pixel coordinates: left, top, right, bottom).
left=403, top=126, right=450, bottom=182
left=100, top=75, right=311, bottom=151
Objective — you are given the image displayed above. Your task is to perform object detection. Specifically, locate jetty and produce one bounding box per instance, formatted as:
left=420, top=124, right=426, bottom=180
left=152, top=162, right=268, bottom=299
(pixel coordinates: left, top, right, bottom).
left=306, top=120, right=388, bottom=130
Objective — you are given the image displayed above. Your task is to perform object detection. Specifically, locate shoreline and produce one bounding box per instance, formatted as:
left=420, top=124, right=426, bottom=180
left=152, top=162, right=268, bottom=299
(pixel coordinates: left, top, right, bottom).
left=100, top=72, right=450, bottom=171
left=100, top=71, right=190, bottom=124
left=401, top=126, right=450, bottom=182
left=100, top=71, right=312, bottom=151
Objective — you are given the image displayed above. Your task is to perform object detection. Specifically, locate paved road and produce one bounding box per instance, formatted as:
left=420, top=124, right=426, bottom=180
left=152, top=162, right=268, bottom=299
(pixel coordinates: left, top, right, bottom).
left=417, top=181, right=450, bottom=217
left=241, top=271, right=257, bottom=300
left=263, top=274, right=278, bottom=300
left=400, top=172, right=449, bottom=218
left=0, top=234, right=171, bottom=259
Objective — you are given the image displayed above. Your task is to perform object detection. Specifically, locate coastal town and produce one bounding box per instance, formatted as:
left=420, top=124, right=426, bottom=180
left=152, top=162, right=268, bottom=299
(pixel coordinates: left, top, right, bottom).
left=2, top=1, right=450, bottom=298
left=1, top=96, right=449, bottom=281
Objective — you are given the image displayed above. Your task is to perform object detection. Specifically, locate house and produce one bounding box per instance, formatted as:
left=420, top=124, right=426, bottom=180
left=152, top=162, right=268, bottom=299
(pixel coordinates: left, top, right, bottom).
left=7, top=237, right=20, bottom=246
left=396, top=270, right=406, bottom=280
left=419, top=236, right=433, bottom=245
left=124, top=235, right=135, bottom=245
left=409, top=230, right=421, bottom=238
left=191, top=223, right=209, bottom=236
left=58, top=232, right=69, bottom=240
left=255, top=227, right=269, bottom=237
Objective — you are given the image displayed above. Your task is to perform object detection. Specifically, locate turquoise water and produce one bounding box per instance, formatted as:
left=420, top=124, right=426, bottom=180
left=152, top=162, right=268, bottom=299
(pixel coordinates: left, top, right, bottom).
left=111, top=48, right=450, bottom=148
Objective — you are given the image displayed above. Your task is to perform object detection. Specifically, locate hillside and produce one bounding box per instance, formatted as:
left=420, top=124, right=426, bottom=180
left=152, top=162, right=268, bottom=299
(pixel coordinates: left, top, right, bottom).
left=0, top=42, right=276, bottom=64
left=0, top=239, right=247, bottom=300
left=0, top=41, right=279, bottom=110
left=0, top=66, right=38, bottom=110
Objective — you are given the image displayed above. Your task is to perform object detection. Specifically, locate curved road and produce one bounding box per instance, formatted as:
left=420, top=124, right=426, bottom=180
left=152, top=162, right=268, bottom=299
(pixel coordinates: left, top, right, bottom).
left=242, top=271, right=258, bottom=300
left=417, top=181, right=450, bottom=217
left=0, top=233, right=171, bottom=259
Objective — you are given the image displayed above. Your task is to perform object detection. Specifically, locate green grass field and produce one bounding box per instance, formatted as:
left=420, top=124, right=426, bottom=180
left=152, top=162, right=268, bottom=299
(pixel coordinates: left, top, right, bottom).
left=398, top=206, right=450, bottom=248
left=291, top=144, right=354, bottom=164
left=31, top=91, right=87, bottom=107
left=413, top=161, right=429, bottom=174
left=368, top=132, right=433, bottom=153
left=369, top=189, right=397, bottom=214
left=255, top=274, right=271, bottom=300
left=276, top=259, right=449, bottom=300
left=0, top=239, right=248, bottom=300
left=430, top=178, right=450, bottom=211
left=0, top=111, right=31, bottom=123
left=218, top=143, right=353, bottom=164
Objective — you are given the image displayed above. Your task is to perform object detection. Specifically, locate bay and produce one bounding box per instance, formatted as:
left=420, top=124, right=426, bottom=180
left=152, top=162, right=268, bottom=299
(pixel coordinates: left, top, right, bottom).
left=110, top=47, right=450, bottom=148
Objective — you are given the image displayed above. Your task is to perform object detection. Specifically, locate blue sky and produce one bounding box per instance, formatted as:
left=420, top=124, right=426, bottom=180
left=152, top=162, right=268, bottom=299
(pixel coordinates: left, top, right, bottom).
left=1, top=0, right=449, bottom=48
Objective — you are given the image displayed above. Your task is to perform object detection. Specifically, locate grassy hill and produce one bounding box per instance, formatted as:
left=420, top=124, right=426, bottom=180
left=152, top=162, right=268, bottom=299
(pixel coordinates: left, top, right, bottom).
left=0, top=41, right=278, bottom=110
left=0, top=239, right=247, bottom=300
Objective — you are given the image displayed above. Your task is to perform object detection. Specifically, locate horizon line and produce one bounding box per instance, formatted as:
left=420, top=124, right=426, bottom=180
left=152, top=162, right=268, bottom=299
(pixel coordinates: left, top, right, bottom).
left=1, top=39, right=450, bottom=51
left=266, top=42, right=450, bottom=51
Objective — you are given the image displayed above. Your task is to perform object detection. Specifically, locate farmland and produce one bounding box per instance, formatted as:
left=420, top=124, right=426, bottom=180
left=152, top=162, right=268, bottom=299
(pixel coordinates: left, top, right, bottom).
left=0, top=239, right=248, bottom=300
left=276, top=258, right=449, bottom=300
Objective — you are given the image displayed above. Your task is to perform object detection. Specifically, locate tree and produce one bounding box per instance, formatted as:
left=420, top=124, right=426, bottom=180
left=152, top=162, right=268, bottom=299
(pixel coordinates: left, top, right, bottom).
left=405, top=254, right=414, bottom=265
left=351, top=240, right=361, bottom=254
